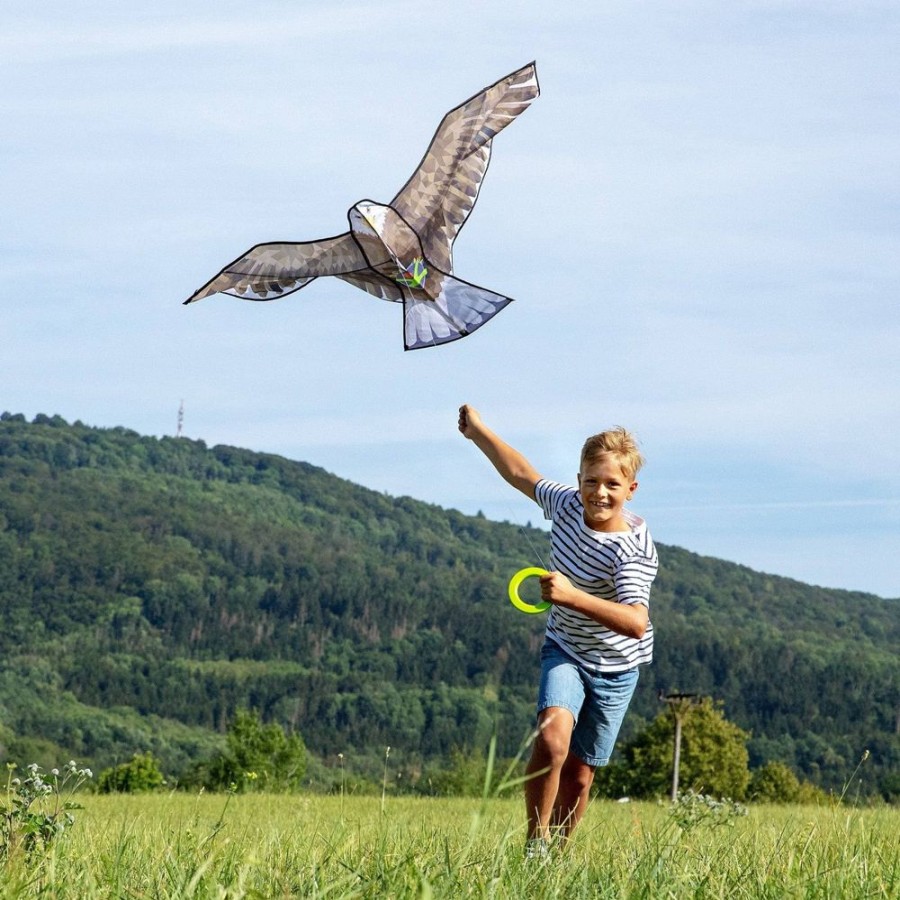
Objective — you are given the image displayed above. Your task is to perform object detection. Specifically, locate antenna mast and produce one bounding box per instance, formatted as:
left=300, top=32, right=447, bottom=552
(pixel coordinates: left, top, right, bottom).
left=176, top=400, right=184, bottom=438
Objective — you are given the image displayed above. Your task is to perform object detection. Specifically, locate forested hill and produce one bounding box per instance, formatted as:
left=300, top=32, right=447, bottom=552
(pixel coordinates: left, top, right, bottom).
left=1, top=412, right=898, bottom=791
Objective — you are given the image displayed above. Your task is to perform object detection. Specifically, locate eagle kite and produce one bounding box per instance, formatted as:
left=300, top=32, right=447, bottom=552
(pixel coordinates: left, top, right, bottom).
left=184, top=62, right=540, bottom=350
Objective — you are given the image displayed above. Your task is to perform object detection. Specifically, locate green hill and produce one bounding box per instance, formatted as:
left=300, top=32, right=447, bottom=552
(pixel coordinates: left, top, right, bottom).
left=1, top=412, right=897, bottom=794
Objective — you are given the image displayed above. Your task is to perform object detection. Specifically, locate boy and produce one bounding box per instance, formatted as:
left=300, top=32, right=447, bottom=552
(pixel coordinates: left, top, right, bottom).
left=457, top=404, right=658, bottom=857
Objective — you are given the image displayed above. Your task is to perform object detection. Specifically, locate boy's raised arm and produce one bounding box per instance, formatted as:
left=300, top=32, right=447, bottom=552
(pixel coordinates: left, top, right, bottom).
left=458, top=404, right=542, bottom=500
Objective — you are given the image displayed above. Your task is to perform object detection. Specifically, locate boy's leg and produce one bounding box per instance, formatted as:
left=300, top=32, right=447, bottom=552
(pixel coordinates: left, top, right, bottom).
left=524, top=706, right=575, bottom=841
left=551, top=666, right=639, bottom=841
left=551, top=753, right=596, bottom=839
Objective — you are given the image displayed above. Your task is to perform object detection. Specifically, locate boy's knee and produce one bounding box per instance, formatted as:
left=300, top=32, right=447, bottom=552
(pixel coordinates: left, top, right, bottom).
left=533, top=714, right=574, bottom=767
left=534, top=731, right=569, bottom=767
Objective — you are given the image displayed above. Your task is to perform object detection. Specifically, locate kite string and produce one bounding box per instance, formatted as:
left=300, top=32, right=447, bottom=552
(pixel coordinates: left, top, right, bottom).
left=387, top=244, right=443, bottom=352
left=505, top=500, right=550, bottom=572
left=378, top=220, right=450, bottom=352
left=383, top=223, right=468, bottom=352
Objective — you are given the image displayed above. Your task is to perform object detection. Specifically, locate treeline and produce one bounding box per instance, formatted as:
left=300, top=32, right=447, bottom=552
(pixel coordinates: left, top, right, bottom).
left=1, top=413, right=898, bottom=795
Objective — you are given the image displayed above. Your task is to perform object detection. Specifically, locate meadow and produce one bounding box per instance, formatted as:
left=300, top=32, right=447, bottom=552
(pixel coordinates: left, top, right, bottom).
left=2, top=792, right=899, bottom=899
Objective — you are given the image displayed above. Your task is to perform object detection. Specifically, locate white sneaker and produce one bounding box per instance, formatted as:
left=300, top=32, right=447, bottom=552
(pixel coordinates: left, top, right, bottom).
left=524, top=838, right=550, bottom=861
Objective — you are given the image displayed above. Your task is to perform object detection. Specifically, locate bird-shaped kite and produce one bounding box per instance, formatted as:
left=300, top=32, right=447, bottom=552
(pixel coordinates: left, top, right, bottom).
left=184, top=62, right=540, bottom=350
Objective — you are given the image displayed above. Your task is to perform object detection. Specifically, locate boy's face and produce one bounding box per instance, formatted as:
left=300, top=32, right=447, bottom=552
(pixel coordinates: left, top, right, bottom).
left=577, top=455, right=637, bottom=533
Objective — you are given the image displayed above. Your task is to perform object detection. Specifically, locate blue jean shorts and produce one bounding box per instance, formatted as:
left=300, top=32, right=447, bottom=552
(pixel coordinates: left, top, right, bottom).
left=536, top=639, right=639, bottom=767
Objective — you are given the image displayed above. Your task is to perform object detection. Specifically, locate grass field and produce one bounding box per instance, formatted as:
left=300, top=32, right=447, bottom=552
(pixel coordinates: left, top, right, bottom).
left=2, top=792, right=899, bottom=898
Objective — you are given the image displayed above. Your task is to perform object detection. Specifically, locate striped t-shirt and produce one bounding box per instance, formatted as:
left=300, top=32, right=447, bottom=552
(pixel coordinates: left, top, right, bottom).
left=535, top=478, right=658, bottom=672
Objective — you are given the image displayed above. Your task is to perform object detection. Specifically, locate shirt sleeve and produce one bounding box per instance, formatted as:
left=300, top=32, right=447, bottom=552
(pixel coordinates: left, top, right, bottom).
left=613, top=546, right=658, bottom=607
left=534, top=479, right=575, bottom=522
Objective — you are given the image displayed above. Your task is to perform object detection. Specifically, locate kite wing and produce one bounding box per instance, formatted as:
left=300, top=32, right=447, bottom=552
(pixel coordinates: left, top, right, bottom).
left=184, top=234, right=365, bottom=303
left=390, top=62, right=539, bottom=274
left=336, top=270, right=404, bottom=303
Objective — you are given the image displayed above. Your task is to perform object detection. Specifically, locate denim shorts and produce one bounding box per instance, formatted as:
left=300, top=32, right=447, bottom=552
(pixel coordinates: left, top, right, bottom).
left=536, top=639, right=639, bottom=767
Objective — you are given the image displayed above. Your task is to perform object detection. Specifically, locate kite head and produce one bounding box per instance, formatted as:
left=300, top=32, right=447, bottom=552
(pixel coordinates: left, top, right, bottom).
left=349, top=200, right=428, bottom=291
left=349, top=201, right=388, bottom=238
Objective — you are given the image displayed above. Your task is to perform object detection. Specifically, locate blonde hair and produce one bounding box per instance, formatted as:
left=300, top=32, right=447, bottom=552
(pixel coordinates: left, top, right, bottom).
left=580, top=427, right=645, bottom=481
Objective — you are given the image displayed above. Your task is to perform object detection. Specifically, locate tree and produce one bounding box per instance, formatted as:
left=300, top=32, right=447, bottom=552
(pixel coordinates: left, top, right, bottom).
left=600, top=698, right=750, bottom=800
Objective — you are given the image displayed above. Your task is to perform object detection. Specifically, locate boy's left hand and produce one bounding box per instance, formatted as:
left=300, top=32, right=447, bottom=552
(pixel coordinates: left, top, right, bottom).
left=539, top=571, right=577, bottom=606
left=539, top=570, right=650, bottom=639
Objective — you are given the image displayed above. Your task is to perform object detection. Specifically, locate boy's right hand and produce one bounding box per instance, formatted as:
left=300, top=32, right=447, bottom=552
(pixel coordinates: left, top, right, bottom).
left=458, top=404, right=482, bottom=439
left=458, top=403, right=541, bottom=498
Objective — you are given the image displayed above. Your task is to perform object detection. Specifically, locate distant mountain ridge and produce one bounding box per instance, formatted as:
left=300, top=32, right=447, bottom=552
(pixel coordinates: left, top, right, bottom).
left=1, top=412, right=897, bottom=792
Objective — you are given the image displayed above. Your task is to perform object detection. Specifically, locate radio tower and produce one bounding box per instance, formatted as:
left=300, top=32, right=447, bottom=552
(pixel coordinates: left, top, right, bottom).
left=176, top=400, right=184, bottom=438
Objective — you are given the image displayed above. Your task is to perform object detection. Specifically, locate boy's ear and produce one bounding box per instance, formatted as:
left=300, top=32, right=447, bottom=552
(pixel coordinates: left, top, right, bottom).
left=627, top=480, right=638, bottom=500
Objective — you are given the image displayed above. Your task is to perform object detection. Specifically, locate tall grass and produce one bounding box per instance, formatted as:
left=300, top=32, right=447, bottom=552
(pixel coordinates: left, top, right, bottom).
left=1, top=792, right=898, bottom=898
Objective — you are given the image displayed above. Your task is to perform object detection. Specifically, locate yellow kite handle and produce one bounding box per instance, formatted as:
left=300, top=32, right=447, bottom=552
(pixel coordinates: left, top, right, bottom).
left=508, top=567, right=551, bottom=614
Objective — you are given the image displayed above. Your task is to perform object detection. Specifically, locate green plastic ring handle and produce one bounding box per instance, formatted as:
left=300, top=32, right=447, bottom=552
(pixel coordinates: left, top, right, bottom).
left=508, top=567, right=551, bottom=614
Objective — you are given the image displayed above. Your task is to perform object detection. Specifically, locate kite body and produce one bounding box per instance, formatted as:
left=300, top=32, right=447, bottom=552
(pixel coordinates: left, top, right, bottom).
left=184, top=62, right=540, bottom=350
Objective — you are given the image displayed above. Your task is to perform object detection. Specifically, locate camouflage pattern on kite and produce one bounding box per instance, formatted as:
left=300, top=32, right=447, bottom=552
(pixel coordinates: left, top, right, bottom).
left=184, top=62, right=540, bottom=350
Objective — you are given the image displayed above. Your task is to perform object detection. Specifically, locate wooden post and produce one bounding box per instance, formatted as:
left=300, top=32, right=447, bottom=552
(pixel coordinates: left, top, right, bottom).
left=660, top=691, right=700, bottom=802
left=671, top=710, right=683, bottom=801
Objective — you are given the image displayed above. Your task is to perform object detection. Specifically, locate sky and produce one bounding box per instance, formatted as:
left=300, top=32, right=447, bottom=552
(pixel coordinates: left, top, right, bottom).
left=3, top=1, right=898, bottom=599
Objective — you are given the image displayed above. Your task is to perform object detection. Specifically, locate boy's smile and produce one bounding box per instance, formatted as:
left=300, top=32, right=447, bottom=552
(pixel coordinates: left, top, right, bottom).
left=577, top=456, right=638, bottom=533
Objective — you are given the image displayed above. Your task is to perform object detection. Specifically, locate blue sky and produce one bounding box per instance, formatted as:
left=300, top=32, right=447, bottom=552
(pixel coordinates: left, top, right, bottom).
left=3, top=1, right=898, bottom=598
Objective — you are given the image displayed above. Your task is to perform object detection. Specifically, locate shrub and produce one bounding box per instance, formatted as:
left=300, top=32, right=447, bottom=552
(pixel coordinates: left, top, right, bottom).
left=98, top=752, right=165, bottom=793
left=748, top=761, right=801, bottom=803
left=188, top=710, right=307, bottom=793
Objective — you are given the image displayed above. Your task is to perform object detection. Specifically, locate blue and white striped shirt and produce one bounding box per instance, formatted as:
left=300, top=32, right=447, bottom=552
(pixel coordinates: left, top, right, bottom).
left=535, top=479, right=658, bottom=672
